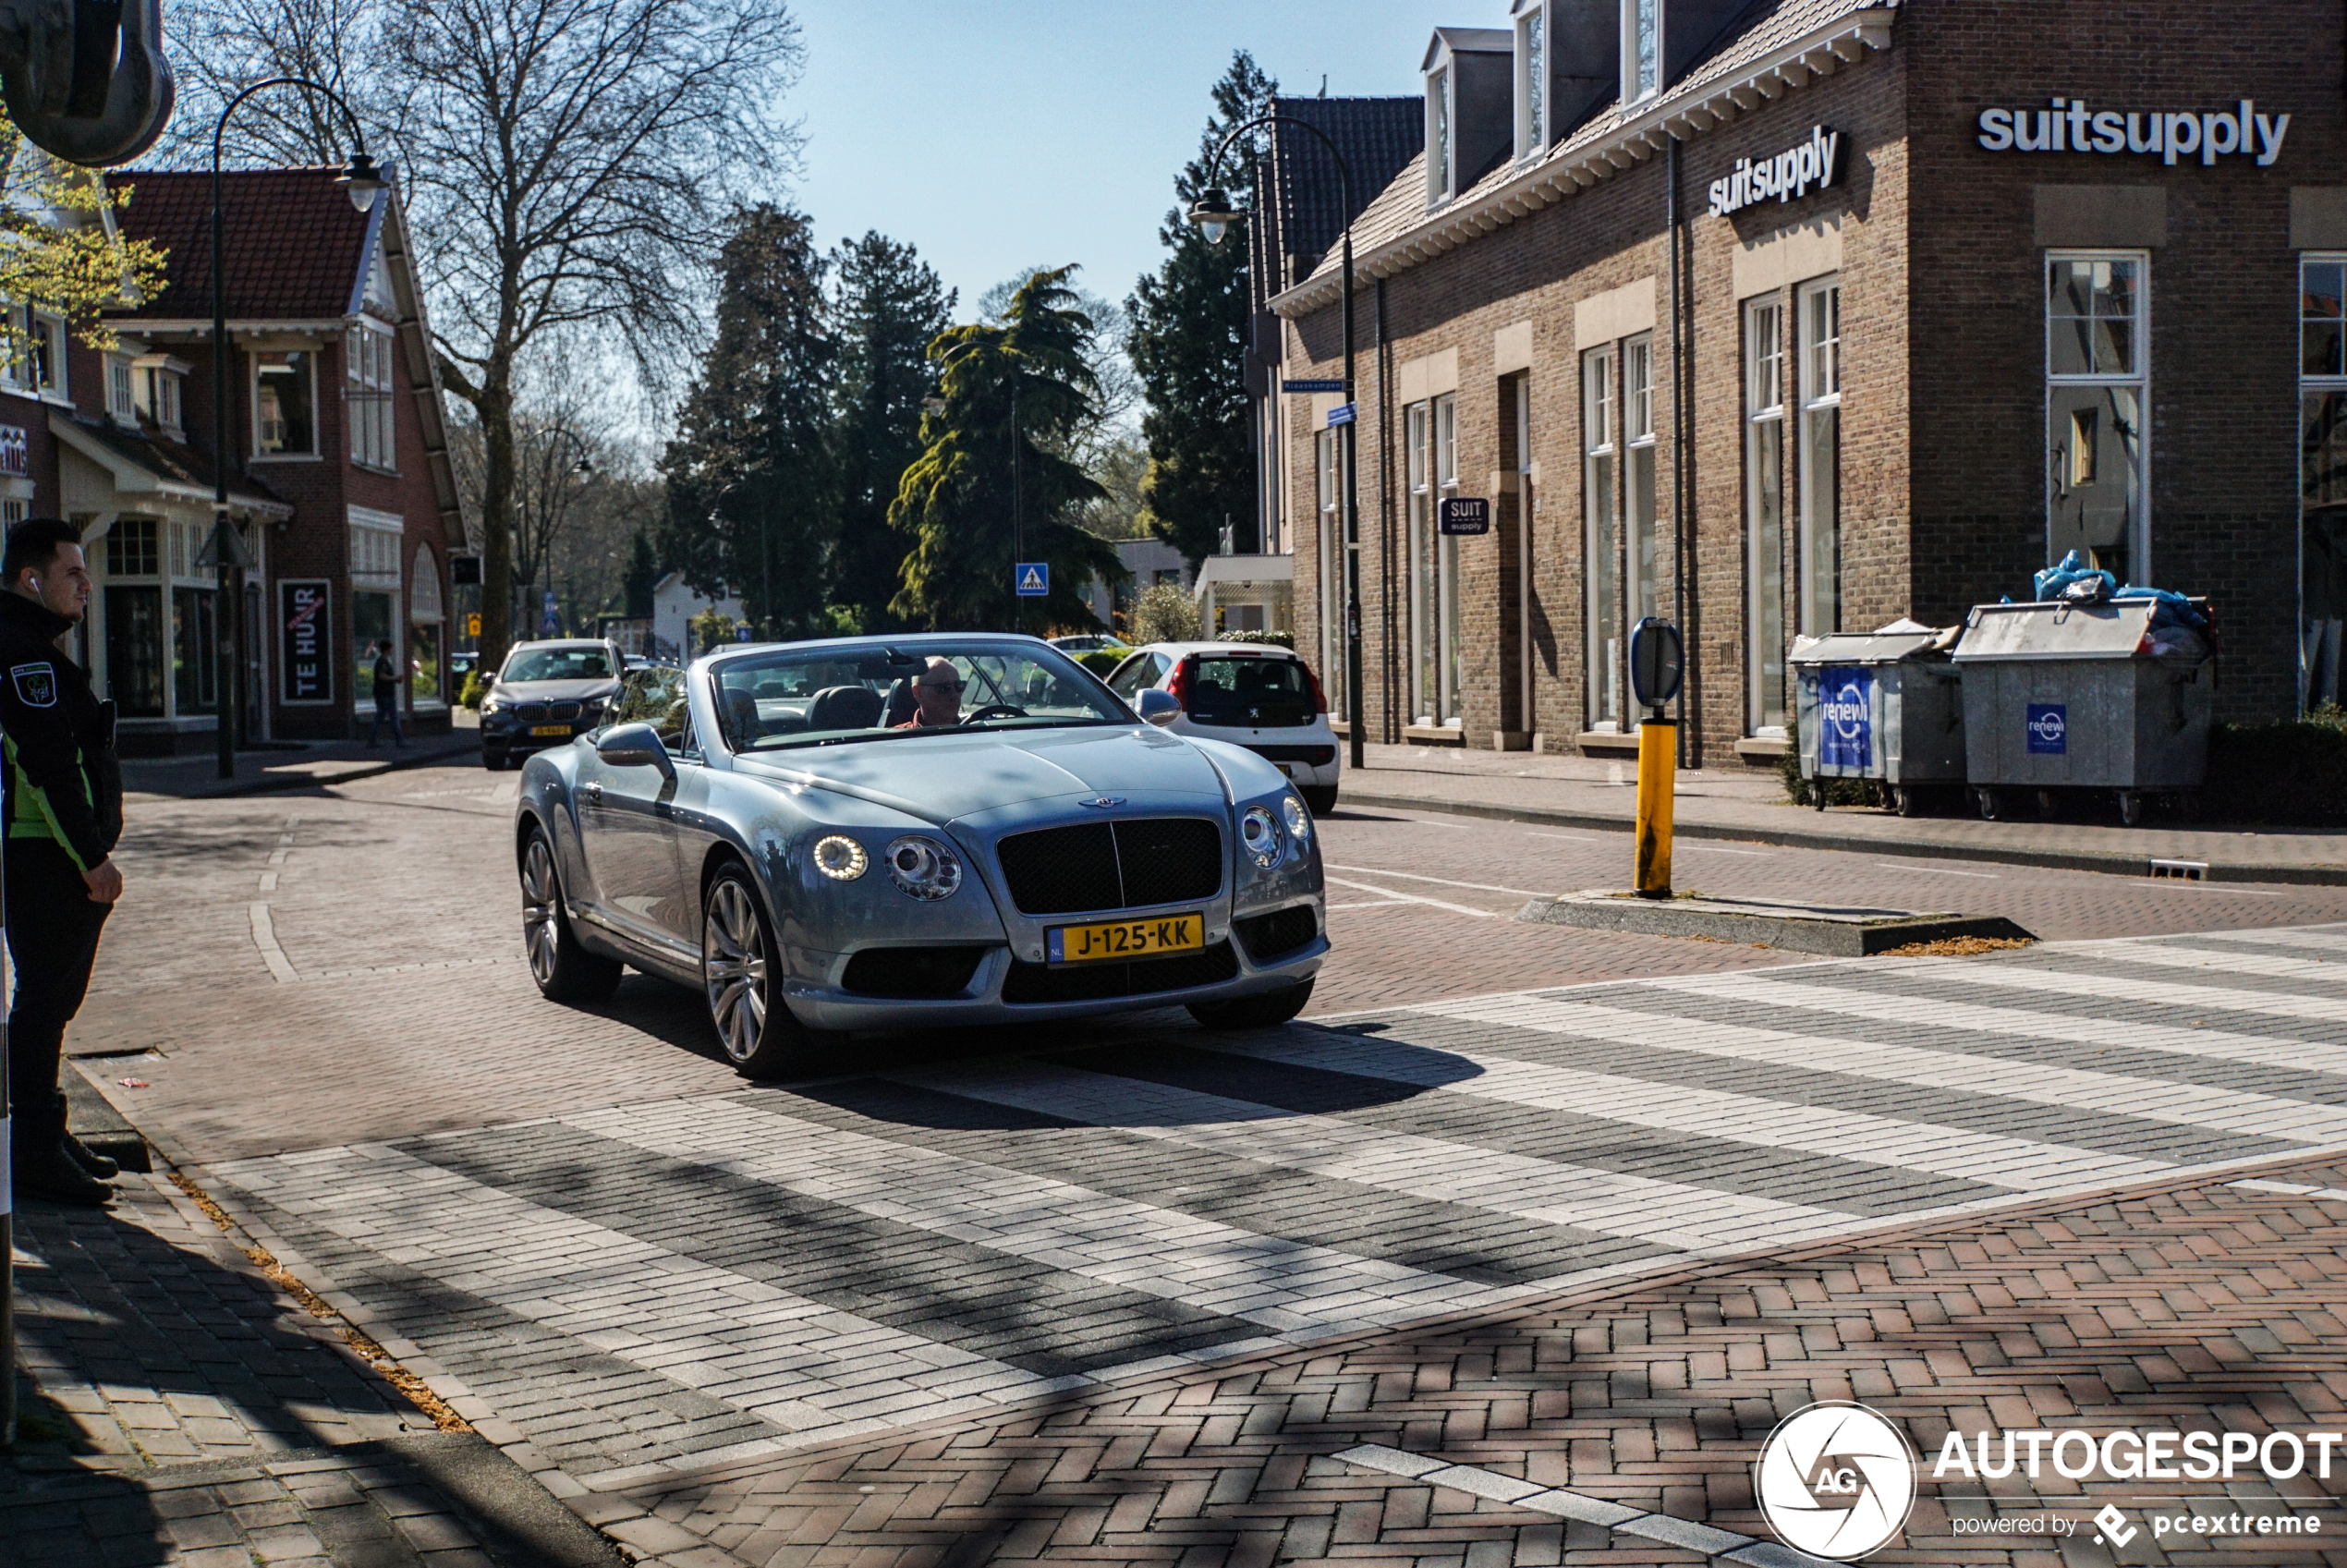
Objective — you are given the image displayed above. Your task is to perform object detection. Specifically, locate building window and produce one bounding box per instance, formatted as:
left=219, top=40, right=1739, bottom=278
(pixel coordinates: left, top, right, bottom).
left=349, top=520, right=402, bottom=581
left=348, top=322, right=397, bottom=469
left=139, top=363, right=183, bottom=432
left=0, top=499, right=25, bottom=528
left=1515, top=0, right=1546, bottom=160
left=411, top=543, right=444, bottom=706
left=1512, top=375, right=1537, bottom=737
left=1316, top=427, right=1344, bottom=720
left=172, top=586, right=219, bottom=713
left=1797, top=279, right=1842, bottom=636
left=1435, top=391, right=1460, bottom=724
left=1429, top=67, right=1453, bottom=203
left=3, top=309, right=66, bottom=396
left=1625, top=334, right=1660, bottom=634
left=2047, top=254, right=2147, bottom=581
left=107, top=357, right=134, bottom=420
left=1405, top=397, right=1461, bottom=725
left=1584, top=344, right=1622, bottom=729
left=2304, top=256, right=2347, bottom=710
left=106, top=517, right=158, bottom=577
left=254, top=349, right=317, bottom=455
left=105, top=586, right=164, bottom=716
left=1407, top=401, right=1433, bottom=719
left=1745, top=298, right=1788, bottom=735
left=1626, top=0, right=1660, bottom=102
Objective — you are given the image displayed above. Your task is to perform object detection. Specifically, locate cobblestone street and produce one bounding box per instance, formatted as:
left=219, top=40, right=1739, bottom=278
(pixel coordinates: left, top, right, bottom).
left=19, top=760, right=2347, bottom=1565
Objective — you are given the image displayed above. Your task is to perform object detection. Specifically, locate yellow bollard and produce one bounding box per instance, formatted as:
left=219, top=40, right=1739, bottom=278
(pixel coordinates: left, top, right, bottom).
left=1635, top=716, right=1676, bottom=897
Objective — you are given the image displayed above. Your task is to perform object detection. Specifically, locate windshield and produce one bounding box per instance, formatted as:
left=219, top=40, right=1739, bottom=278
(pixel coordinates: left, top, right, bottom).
left=504, top=647, right=612, bottom=683
left=1183, top=654, right=1316, bottom=725
left=713, top=643, right=1128, bottom=751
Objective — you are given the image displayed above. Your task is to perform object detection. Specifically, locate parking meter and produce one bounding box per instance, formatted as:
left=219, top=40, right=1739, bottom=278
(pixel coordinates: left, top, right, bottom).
left=1630, top=617, right=1684, bottom=717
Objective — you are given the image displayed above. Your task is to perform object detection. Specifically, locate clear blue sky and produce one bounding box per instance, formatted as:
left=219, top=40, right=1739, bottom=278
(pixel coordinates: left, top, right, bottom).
left=787, top=1, right=1441, bottom=319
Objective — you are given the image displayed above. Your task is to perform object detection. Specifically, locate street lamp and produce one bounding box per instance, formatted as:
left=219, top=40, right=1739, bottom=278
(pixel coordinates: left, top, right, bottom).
left=210, top=77, right=384, bottom=777
left=1187, top=120, right=1365, bottom=773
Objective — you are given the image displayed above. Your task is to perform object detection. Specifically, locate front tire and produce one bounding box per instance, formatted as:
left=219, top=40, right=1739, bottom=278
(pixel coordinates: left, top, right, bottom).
left=519, top=826, right=622, bottom=1003
left=483, top=747, right=507, bottom=771
left=1301, top=785, right=1338, bottom=817
left=702, top=862, right=812, bottom=1080
left=1188, top=978, right=1315, bottom=1030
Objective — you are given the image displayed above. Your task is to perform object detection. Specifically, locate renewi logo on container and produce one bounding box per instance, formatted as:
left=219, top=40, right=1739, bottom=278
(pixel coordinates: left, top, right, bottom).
left=1817, top=667, right=1873, bottom=772
left=2026, top=702, right=2068, bottom=755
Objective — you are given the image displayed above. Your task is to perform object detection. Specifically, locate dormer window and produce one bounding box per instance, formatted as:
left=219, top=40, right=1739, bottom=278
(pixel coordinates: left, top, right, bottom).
left=107, top=356, right=134, bottom=422
left=1515, top=1, right=1546, bottom=160
left=136, top=359, right=186, bottom=435
left=1429, top=67, right=1453, bottom=203
left=1626, top=0, right=1660, bottom=103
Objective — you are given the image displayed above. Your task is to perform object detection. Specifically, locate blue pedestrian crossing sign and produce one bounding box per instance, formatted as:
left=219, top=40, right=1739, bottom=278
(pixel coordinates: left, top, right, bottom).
left=1015, top=562, right=1049, bottom=598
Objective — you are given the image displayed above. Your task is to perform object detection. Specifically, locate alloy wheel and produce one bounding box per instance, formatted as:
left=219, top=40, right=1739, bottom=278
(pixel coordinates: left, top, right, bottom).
left=520, top=835, right=561, bottom=986
left=704, top=878, right=769, bottom=1063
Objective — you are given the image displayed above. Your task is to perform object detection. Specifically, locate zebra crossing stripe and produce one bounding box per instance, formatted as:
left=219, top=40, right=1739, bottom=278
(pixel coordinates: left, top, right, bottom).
left=1215, top=1034, right=2176, bottom=1191
left=1648, top=970, right=2347, bottom=1080
left=890, top=1060, right=1859, bottom=1257
left=2055, top=940, right=2347, bottom=986
left=1419, top=991, right=2347, bottom=1146
left=2187, top=926, right=2347, bottom=955
left=1861, top=955, right=2347, bottom=1028
left=560, top=1097, right=1534, bottom=1337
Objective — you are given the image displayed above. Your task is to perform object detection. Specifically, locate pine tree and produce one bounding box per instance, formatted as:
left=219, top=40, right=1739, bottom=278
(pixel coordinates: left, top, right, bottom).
left=1127, top=52, right=1277, bottom=566
left=659, top=205, right=838, bottom=638
left=891, top=267, right=1125, bottom=631
left=831, top=232, right=955, bottom=632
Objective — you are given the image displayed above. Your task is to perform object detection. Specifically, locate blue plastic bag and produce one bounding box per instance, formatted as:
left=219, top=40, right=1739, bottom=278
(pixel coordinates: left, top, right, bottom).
left=2114, top=584, right=2210, bottom=632
left=2034, top=550, right=2117, bottom=603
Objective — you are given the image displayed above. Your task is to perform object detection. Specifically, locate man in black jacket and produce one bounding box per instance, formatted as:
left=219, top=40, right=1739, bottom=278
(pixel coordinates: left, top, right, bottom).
left=1, top=517, right=125, bottom=1205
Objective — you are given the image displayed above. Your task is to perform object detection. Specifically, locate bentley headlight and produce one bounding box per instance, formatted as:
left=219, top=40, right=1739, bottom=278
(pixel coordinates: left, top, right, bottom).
left=812, top=834, right=869, bottom=881
left=1281, top=794, right=1311, bottom=842
left=481, top=697, right=506, bottom=714
left=884, top=835, right=962, bottom=900
left=1241, top=805, right=1284, bottom=869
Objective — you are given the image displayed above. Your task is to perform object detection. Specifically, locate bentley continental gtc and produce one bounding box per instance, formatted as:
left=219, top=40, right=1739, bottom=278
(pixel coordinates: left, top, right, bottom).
left=513, top=636, right=1328, bottom=1076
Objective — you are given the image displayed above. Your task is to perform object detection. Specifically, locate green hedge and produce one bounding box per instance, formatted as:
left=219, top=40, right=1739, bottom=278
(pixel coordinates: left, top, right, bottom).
left=2203, top=707, right=2347, bottom=825
left=1776, top=709, right=1878, bottom=807
left=1075, top=649, right=1125, bottom=677
left=1219, top=629, right=1295, bottom=649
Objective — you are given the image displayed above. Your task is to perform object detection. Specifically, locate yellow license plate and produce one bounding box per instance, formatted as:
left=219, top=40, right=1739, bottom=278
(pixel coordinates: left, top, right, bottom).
left=529, top=723, right=570, bottom=736
left=1048, top=913, right=1204, bottom=966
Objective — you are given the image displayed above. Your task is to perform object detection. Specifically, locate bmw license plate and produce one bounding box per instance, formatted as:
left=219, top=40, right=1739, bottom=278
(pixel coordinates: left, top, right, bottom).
left=529, top=723, right=570, bottom=736
left=1048, top=913, right=1205, bottom=966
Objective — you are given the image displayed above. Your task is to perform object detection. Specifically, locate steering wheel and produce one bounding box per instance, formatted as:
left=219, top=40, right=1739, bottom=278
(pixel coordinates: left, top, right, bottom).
left=964, top=703, right=1028, bottom=723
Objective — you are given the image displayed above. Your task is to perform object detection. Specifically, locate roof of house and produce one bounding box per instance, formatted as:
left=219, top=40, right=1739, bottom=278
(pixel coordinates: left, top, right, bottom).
left=1280, top=0, right=1899, bottom=312
left=1259, top=96, right=1425, bottom=294
left=51, top=410, right=291, bottom=514
left=105, top=166, right=377, bottom=322
left=1423, top=26, right=1513, bottom=68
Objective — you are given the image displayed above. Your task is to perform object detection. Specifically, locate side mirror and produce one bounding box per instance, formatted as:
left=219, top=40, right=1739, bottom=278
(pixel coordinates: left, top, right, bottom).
left=1136, top=687, right=1181, bottom=727
left=597, top=722, right=675, bottom=778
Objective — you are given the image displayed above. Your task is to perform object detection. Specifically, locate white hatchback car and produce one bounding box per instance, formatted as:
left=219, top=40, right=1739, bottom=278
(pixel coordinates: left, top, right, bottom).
left=1105, top=642, right=1342, bottom=815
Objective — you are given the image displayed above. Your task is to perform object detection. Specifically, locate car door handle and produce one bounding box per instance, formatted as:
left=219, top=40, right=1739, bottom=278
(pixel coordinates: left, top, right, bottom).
left=582, top=782, right=602, bottom=802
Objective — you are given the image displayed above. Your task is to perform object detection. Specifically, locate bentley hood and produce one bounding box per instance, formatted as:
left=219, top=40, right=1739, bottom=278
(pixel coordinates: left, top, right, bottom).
left=738, top=726, right=1232, bottom=823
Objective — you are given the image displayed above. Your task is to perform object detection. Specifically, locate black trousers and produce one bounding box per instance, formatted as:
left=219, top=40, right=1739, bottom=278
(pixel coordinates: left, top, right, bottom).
left=5, top=837, right=112, bottom=1142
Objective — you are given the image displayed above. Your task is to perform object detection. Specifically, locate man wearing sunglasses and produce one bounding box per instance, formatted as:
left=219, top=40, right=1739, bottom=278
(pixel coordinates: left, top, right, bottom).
left=894, top=656, right=967, bottom=729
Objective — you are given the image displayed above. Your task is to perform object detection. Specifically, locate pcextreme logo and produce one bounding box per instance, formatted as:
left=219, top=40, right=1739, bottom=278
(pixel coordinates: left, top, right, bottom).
left=1754, top=1402, right=1918, bottom=1561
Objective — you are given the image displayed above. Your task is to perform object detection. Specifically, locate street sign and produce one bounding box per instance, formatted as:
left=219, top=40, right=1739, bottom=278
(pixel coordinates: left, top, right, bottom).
left=1326, top=403, right=1356, bottom=427
left=1015, top=562, right=1050, bottom=598
left=1282, top=378, right=1344, bottom=394
left=1439, top=497, right=1490, bottom=536
left=1629, top=617, right=1684, bottom=711
left=465, top=613, right=480, bottom=637
left=450, top=555, right=482, bottom=586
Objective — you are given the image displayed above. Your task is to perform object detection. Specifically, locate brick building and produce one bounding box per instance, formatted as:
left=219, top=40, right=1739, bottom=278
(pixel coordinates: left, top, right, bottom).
left=14, top=164, right=469, bottom=753
left=1271, top=0, right=2345, bottom=771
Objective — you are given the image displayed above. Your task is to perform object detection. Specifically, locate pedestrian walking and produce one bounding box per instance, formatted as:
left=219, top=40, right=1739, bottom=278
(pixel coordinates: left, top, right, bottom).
left=1, top=517, right=124, bottom=1207
left=366, top=639, right=404, bottom=748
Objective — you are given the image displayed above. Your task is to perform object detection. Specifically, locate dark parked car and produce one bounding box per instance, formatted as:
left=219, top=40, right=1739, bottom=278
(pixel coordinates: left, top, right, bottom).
left=479, top=639, right=627, bottom=770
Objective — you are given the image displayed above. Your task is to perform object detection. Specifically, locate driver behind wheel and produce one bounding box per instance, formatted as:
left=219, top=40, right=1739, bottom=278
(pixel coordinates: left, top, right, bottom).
left=894, top=656, right=965, bottom=728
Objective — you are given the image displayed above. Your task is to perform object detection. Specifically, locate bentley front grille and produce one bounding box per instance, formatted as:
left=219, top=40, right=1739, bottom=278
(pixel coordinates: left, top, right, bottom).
left=995, top=818, right=1222, bottom=916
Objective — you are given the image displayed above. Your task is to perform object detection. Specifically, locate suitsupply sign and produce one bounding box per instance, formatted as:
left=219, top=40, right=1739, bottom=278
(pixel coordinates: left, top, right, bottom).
left=1976, top=97, right=2290, bottom=166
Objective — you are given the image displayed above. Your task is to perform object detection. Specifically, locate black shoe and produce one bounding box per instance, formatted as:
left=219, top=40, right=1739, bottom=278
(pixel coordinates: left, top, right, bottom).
left=64, top=1132, right=119, bottom=1180
left=17, top=1144, right=115, bottom=1206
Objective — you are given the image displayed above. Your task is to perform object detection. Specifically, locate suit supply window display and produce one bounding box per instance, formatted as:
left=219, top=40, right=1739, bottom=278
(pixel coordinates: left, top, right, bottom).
left=1746, top=297, right=1789, bottom=735
left=1510, top=374, right=1538, bottom=737
left=2047, top=254, right=2149, bottom=583
left=2302, top=258, right=2347, bottom=711
left=1407, top=394, right=1464, bottom=727
left=1584, top=342, right=1623, bottom=730
left=1798, top=280, right=1842, bottom=637
left=1314, top=428, right=1345, bottom=721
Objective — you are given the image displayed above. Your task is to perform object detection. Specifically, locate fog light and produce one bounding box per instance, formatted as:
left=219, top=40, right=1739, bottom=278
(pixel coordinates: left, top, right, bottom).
left=885, top=835, right=963, bottom=900
left=812, top=834, right=868, bottom=881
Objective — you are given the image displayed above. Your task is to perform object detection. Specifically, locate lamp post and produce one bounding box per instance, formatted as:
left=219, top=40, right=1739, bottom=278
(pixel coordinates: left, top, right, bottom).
left=210, top=78, right=384, bottom=778
left=1187, top=116, right=1364, bottom=773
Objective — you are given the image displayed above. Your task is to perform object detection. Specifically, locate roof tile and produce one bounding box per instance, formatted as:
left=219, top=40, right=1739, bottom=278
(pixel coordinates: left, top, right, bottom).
left=104, top=166, right=376, bottom=322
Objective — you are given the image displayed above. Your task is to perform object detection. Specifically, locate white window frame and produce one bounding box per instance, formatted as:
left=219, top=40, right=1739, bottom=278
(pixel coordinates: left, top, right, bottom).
left=347, top=318, right=398, bottom=471
left=1316, top=427, right=1344, bottom=721
left=1427, top=66, right=1453, bottom=205
left=1407, top=400, right=1434, bottom=721
left=2300, top=254, right=2347, bottom=711
left=1745, top=296, right=1788, bottom=735
left=1434, top=391, right=1461, bottom=726
left=1514, top=0, right=1548, bottom=162
left=1624, top=333, right=1660, bottom=637
left=1796, top=277, right=1842, bottom=637
left=252, top=347, right=322, bottom=459
left=1624, top=0, right=1660, bottom=103
left=106, top=355, right=134, bottom=422
left=2046, top=250, right=2150, bottom=582
left=1513, top=375, right=1536, bottom=737
left=1584, top=343, right=1622, bottom=730
left=2, top=308, right=68, bottom=400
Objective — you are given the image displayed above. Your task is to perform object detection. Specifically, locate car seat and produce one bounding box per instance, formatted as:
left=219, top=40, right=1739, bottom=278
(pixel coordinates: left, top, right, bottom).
left=882, top=678, right=918, bottom=727
left=722, top=687, right=761, bottom=747
left=808, top=685, right=885, bottom=730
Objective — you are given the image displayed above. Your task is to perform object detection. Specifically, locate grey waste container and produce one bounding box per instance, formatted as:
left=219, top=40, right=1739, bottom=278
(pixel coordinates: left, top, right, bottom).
left=1789, top=627, right=1966, bottom=817
left=1951, top=599, right=2213, bottom=826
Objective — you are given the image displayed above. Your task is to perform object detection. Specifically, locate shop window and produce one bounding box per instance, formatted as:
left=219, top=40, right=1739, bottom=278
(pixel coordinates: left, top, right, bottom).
left=1797, top=279, right=1842, bottom=636
left=1584, top=343, right=1622, bottom=730
left=1625, top=334, right=1660, bottom=632
left=1315, top=427, right=1344, bottom=720
left=172, top=587, right=218, bottom=713
left=1625, top=0, right=1660, bottom=102
left=2046, top=254, right=2147, bottom=582
left=2303, top=256, right=2347, bottom=711
left=105, top=586, right=164, bottom=716
left=254, top=350, right=317, bottom=456
left=1511, top=374, right=1537, bottom=735
left=1407, top=401, right=1434, bottom=720
left=1405, top=397, right=1463, bottom=725
left=1435, top=392, right=1460, bottom=724
left=1514, top=0, right=1546, bottom=160
left=411, top=543, right=445, bottom=706
left=1745, top=298, right=1788, bottom=735
left=348, top=322, right=397, bottom=469
left=352, top=590, right=395, bottom=713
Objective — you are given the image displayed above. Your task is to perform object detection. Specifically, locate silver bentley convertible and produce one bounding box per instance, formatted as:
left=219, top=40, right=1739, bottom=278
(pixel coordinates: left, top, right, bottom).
left=513, top=635, right=1328, bottom=1076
